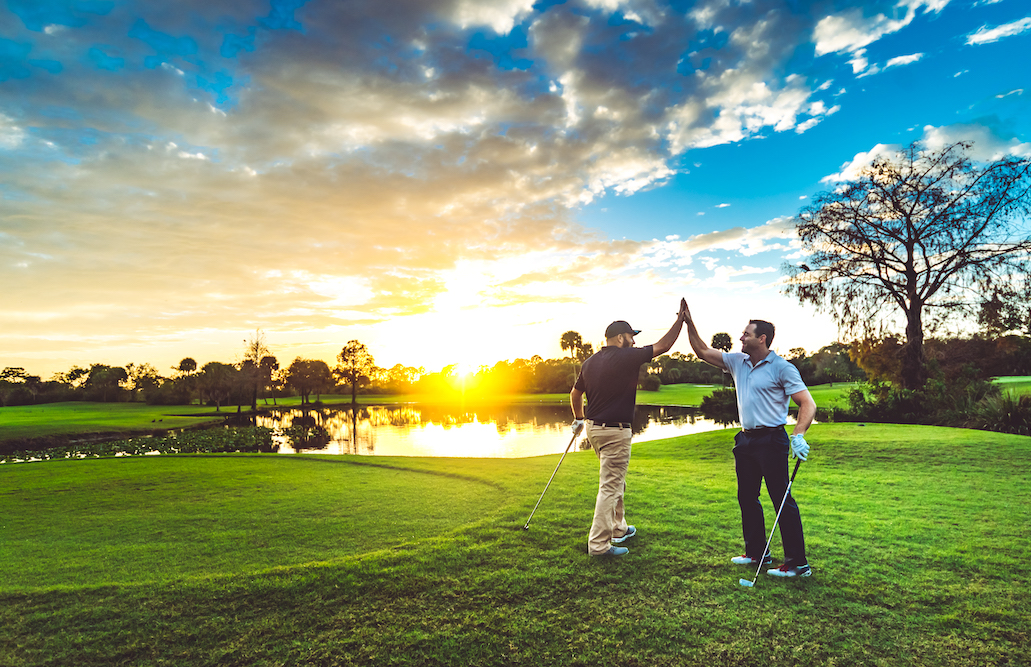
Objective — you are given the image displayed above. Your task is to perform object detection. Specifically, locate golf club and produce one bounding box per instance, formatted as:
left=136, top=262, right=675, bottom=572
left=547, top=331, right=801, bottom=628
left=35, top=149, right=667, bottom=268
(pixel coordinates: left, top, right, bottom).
left=523, top=422, right=585, bottom=530
left=740, top=457, right=803, bottom=588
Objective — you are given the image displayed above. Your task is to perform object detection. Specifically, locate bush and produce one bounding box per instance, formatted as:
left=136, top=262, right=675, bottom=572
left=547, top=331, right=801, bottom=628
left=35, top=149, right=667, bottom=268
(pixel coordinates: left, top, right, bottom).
left=967, top=392, right=1031, bottom=436
left=700, top=387, right=738, bottom=426
left=834, top=366, right=1001, bottom=427
left=639, top=375, right=662, bottom=391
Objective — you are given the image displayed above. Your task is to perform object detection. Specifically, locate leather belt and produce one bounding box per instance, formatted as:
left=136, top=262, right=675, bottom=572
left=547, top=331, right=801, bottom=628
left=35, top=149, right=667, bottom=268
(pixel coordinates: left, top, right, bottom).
left=742, top=425, right=785, bottom=433
left=591, top=421, right=632, bottom=429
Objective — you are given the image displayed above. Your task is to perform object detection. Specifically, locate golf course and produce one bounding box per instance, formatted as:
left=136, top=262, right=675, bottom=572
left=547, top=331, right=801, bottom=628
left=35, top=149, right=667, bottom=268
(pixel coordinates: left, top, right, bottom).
left=3, top=420, right=1029, bottom=666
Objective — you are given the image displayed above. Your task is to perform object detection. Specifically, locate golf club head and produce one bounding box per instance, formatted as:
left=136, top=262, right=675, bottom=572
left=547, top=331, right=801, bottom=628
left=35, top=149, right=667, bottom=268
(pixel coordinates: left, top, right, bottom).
left=739, top=578, right=754, bottom=588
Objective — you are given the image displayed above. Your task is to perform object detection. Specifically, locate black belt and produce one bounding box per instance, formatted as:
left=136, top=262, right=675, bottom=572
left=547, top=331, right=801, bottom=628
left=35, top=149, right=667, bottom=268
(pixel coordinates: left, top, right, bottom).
left=591, top=421, right=631, bottom=429
left=742, top=425, right=785, bottom=433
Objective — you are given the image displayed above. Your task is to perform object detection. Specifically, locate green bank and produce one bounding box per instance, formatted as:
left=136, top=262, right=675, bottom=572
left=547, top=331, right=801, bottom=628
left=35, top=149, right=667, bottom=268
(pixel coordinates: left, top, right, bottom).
left=2, top=423, right=1029, bottom=666
left=0, top=383, right=862, bottom=445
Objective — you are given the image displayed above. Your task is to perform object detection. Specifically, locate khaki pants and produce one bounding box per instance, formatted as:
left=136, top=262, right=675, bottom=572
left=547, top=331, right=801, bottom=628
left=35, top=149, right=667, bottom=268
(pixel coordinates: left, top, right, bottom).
left=586, top=423, right=632, bottom=554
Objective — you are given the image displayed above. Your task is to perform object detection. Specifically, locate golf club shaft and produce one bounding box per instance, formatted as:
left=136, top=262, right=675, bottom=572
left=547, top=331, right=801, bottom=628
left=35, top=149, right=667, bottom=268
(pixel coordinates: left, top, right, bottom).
left=748, top=457, right=803, bottom=584
left=523, top=425, right=583, bottom=529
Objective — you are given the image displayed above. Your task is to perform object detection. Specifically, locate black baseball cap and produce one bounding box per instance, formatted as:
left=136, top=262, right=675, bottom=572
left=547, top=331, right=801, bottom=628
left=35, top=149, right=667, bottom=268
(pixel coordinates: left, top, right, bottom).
left=605, top=320, right=641, bottom=338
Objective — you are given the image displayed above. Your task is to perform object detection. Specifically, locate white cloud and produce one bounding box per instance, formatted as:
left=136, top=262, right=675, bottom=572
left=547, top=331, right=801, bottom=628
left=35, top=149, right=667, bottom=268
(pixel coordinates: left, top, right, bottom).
left=813, top=2, right=950, bottom=57
left=885, top=52, right=924, bottom=68
left=821, top=143, right=900, bottom=182
left=448, top=0, right=536, bottom=34
left=921, top=123, right=1031, bottom=159
left=967, top=17, right=1031, bottom=45
left=822, top=124, right=1031, bottom=185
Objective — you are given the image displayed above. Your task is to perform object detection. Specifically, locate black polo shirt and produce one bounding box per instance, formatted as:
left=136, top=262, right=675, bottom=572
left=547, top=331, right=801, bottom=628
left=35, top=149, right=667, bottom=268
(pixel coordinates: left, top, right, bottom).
left=573, top=345, right=654, bottom=424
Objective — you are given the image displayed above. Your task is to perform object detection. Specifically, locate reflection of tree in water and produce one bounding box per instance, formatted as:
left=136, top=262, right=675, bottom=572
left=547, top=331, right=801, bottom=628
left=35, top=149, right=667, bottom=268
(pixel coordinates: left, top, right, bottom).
left=260, top=403, right=729, bottom=456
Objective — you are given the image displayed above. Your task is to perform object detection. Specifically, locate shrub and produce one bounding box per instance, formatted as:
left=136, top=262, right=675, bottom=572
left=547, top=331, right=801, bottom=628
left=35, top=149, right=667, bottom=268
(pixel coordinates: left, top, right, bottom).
left=967, top=392, right=1031, bottom=436
left=700, top=387, right=738, bottom=426
left=639, top=375, right=662, bottom=391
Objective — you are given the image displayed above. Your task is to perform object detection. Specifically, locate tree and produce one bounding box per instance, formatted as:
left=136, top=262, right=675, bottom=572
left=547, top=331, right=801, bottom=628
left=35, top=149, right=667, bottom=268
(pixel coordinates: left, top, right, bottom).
left=784, top=140, right=1031, bottom=389
left=198, top=362, right=236, bottom=411
left=174, top=358, right=198, bottom=404
left=711, top=333, right=733, bottom=385
left=124, top=362, right=162, bottom=401
left=711, top=333, right=732, bottom=352
left=84, top=364, right=128, bottom=402
left=560, top=331, right=583, bottom=359
left=286, top=358, right=333, bottom=405
left=336, top=341, right=376, bottom=405
left=0, top=367, right=28, bottom=407
left=259, top=355, right=280, bottom=405
left=241, top=330, right=272, bottom=410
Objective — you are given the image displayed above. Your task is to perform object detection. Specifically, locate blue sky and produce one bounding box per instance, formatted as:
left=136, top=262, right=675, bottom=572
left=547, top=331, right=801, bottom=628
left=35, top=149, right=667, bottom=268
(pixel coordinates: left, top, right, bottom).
left=2, top=0, right=1029, bottom=377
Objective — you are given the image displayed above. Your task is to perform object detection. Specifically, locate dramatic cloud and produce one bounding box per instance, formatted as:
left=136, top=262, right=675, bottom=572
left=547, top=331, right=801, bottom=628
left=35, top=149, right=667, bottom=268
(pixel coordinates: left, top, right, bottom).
left=1, top=0, right=1025, bottom=373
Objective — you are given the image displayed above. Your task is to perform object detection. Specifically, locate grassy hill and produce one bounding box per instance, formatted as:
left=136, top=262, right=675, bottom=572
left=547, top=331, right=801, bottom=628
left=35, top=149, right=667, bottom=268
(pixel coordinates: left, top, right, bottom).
left=2, top=423, right=1029, bottom=666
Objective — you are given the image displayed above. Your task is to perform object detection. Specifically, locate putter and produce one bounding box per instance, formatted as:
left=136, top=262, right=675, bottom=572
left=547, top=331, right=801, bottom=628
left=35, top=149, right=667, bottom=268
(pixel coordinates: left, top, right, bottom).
left=523, top=422, right=585, bottom=530
left=740, top=457, right=803, bottom=588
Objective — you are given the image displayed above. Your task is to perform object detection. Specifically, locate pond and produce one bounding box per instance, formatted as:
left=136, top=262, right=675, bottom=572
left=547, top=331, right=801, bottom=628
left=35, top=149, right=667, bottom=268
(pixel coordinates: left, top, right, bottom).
left=253, top=403, right=742, bottom=458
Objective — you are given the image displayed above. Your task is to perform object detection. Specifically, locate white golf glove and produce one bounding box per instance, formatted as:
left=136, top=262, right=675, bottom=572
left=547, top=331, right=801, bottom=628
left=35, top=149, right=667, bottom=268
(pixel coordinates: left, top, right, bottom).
left=790, top=433, right=810, bottom=461
left=571, top=419, right=585, bottom=435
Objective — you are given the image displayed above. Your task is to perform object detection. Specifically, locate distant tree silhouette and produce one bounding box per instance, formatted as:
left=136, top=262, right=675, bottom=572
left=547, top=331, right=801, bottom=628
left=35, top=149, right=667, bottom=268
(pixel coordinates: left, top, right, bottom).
left=711, top=333, right=732, bottom=352
left=336, top=340, right=376, bottom=406
left=287, top=358, right=333, bottom=405
left=560, top=331, right=583, bottom=359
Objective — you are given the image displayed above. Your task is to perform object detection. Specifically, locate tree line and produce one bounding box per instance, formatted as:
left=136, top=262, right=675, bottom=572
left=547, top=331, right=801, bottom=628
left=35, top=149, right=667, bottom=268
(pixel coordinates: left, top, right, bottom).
left=4, top=326, right=1031, bottom=411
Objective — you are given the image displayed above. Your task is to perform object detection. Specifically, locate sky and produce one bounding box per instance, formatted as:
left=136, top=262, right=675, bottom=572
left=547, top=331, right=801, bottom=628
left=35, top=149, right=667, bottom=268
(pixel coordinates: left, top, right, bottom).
left=2, top=0, right=1030, bottom=379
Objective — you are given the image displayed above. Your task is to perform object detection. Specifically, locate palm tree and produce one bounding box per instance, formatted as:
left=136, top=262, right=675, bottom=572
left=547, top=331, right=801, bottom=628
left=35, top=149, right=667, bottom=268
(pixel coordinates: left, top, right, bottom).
left=560, top=331, right=583, bottom=359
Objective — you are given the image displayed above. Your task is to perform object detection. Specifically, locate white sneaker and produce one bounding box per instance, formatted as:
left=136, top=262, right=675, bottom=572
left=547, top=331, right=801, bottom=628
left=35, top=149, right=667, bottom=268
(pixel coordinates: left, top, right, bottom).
left=611, top=525, right=636, bottom=544
left=731, top=554, right=772, bottom=566
left=767, top=563, right=812, bottom=578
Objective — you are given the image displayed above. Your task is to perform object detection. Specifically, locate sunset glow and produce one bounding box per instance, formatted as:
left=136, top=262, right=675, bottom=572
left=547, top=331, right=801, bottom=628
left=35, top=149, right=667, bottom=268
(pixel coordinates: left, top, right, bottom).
left=2, top=1, right=1029, bottom=376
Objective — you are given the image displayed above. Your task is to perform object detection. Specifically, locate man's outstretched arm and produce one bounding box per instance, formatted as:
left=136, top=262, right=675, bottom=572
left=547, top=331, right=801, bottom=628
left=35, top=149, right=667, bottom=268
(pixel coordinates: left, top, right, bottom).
left=683, top=303, right=727, bottom=369
left=650, top=298, right=688, bottom=358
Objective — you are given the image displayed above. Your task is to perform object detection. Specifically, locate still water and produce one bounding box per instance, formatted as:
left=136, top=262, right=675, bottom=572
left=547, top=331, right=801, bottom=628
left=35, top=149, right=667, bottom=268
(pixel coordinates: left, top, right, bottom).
left=254, top=403, right=740, bottom=458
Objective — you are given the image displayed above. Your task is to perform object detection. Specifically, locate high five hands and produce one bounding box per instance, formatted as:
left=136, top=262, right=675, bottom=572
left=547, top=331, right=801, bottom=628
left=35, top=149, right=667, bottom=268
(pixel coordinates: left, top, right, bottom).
left=679, top=298, right=690, bottom=325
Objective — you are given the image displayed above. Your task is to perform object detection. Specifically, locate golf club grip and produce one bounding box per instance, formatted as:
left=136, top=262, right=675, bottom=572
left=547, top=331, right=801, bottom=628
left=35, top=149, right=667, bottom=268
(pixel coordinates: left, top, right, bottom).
left=790, top=457, right=802, bottom=481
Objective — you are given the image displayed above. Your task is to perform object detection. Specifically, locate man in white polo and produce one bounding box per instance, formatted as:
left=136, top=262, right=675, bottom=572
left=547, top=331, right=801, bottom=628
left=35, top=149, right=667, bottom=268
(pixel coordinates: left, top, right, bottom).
left=683, top=305, right=816, bottom=578
left=570, top=299, right=687, bottom=557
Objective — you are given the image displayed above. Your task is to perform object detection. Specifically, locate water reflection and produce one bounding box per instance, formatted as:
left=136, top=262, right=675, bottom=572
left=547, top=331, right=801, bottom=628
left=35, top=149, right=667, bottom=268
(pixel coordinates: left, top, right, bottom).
left=255, top=404, right=740, bottom=458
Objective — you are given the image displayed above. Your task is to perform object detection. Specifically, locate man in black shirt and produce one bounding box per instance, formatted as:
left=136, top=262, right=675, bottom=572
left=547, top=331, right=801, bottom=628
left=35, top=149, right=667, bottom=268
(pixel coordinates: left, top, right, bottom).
left=570, top=300, right=687, bottom=556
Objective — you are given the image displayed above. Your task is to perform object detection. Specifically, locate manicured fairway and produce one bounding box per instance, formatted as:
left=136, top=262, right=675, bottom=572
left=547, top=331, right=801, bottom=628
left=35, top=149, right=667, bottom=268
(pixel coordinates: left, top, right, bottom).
left=2, top=424, right=1029, bottom=666
left=0, top=402, right=224, bottom=442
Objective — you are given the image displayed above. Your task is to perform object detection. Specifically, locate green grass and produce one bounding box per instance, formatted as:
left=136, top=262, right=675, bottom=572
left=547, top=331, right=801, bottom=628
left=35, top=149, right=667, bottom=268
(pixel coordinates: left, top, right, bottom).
left=0, top=401, right=225, bottom=442
left=2, top=424, right=1029, bottom=666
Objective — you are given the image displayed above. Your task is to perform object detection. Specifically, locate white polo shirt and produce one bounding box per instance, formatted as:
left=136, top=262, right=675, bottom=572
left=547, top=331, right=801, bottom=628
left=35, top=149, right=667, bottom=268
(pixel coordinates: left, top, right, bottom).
left=722, top=350, right=808, bottom=430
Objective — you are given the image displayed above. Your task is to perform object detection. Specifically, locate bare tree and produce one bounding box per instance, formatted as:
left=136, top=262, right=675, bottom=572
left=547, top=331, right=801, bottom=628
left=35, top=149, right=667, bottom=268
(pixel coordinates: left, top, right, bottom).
left=242, top=330, right=272, bottom=410
left=784, top=140, right=1031, bottom=389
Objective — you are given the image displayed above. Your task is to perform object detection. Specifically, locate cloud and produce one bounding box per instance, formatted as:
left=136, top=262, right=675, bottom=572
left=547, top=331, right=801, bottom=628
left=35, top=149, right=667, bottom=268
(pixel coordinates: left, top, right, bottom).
left=813, top=1, right=949, bottom=57
left=0, top=0, right=883, bottom=372
left=966, top=17, right=1031, bottom=45
left=885, top=52, right=924, bottom=68
left=446, top=0, right=536, bottom=34
left=821, top=142, right=901, bottom=182
left=821, top=123, right=1031, bottom=184
left=921, top=123, right=1031, bottom=159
